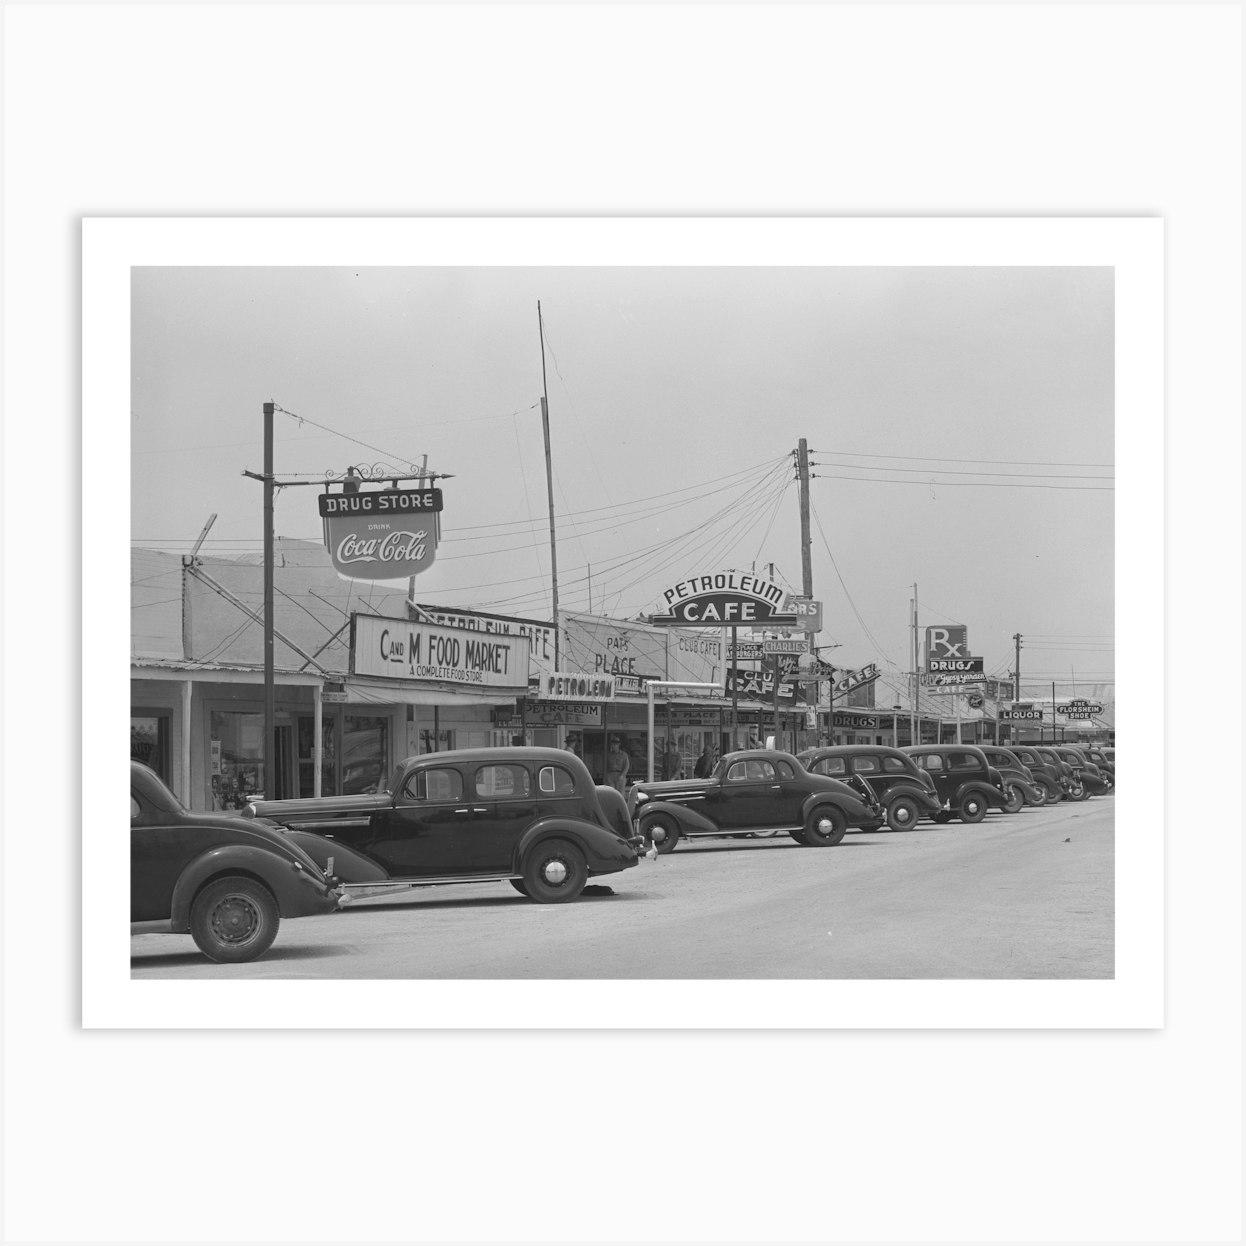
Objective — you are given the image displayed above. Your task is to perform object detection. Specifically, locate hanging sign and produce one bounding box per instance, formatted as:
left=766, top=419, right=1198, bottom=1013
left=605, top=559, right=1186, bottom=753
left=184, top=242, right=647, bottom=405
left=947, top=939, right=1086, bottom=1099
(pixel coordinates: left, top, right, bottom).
left=650, top=572, right=799, bottom=628
left=321, top=488, right=442, bottom=582
left=352, top=614, right=529, bottom=689
left=925, top=625, right=969, bottom=670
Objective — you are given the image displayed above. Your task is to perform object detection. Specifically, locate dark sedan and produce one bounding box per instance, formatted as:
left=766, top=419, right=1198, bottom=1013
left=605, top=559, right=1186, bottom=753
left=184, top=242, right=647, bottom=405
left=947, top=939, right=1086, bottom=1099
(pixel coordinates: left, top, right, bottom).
left=131, top=761, right=343, bottom=963
left=797, top=744, right=943, bottom=831
left=902, top=745, right=1011, bottom=823
left=627, top=748, right=881, bottom=852
left=248, top=747, right=646, bottom=904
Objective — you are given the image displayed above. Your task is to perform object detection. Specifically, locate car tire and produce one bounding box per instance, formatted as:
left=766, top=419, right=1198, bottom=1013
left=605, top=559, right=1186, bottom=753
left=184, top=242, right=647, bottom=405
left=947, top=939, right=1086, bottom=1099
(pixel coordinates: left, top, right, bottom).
left=958, top=792, right=988, bottom=824
left=1025, top=784, right=1048, bottom=807
left=189, top=876, right=280, bottom=964
left=1002, top=784, right=1025, bottom=814
left=521, top=838, right=588, bottom=903
left=1067, top=779, right=1087, bottom=802
left=509, top=879, right=530, bottom=897
left=886, top=795, right=921, bottom=832
left=788, top=828, right=808, bottom=845
left=803, top=804, right=847, bottom=846
left=642, top=814, right=681, bottom=855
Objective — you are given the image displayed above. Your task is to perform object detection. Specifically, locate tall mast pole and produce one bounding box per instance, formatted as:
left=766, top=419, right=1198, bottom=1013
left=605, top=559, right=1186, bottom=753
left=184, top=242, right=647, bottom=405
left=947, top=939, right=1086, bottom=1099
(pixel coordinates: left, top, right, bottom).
left=796, top=439, right=818, bottom=739
left=262, top=401, right=276, bottom=799
left=911, top=583, right=920, bottom=746
left=538, top=302, right=560, bottom=669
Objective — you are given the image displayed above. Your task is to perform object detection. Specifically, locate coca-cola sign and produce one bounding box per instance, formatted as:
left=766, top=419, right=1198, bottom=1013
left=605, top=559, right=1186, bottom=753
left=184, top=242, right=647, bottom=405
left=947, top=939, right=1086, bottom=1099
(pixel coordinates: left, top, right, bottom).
left=324, top=512, right=437, bottom=581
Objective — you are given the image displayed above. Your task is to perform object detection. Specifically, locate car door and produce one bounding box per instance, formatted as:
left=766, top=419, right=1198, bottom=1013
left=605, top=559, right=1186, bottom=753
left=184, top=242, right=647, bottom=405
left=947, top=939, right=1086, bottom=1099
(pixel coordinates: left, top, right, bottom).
left=912, top=751, right=953, bottom=806
left=712, top=758, right=783, bottom=830
left=367, top=762, right=480, bottom=877
left=466, top=761, right=540, bottom=872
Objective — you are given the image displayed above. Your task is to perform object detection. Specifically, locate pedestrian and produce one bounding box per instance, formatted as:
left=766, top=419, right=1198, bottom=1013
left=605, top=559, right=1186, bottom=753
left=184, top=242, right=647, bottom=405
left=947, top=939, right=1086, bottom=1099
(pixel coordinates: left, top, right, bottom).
left=606, top=736, right=630, bottom=793
left=662, top=738, right=682, bottom=781
left=693, top=745, right=714, bottom=777
left=564, top=733, right=582, bottom=758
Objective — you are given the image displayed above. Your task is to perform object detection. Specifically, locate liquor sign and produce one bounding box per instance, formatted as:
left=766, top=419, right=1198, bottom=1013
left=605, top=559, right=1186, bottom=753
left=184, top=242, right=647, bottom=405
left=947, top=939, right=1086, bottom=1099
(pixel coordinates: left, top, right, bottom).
left=353, top=614, right=530, bottom=689
left=650, top=571, right=800, bottom=627
left=321, top=488, right=443, bottom=582
left=925, top=625, right=969, bottom=670
left=1000, top=707, right=1044, bottom=721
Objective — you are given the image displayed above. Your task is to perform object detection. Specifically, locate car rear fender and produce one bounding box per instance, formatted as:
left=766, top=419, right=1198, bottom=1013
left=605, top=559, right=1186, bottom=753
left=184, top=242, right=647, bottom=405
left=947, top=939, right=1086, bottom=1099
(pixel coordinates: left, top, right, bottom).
left=515, top=816, right=638, bottom=873
left=634, top=799, right=719, bottom=837
left=954, top=781, right=1007, bottom=809
left=280, top=830, right=391, bottom=884
left=168, top=844, right=324, bottom=931
left=800, top=790, right=874, bottom=825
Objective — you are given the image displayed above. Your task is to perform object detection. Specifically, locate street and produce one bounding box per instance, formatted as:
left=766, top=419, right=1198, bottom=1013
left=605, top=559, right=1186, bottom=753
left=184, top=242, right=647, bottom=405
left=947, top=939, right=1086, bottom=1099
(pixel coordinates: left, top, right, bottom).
left=132, top=797, right=1113, bottom=980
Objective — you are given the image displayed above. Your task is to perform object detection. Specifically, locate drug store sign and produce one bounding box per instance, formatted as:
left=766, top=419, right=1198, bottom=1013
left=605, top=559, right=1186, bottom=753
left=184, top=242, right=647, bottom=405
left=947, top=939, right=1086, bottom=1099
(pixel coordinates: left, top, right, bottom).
left=320, top=487, right=442, bottom=581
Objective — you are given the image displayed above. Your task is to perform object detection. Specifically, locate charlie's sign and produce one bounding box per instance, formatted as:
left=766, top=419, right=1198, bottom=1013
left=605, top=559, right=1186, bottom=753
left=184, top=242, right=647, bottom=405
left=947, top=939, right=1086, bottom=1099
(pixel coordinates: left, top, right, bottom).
left=321, top=488, right=442, bottom=582
left=650, top=572, right=799, bottom=628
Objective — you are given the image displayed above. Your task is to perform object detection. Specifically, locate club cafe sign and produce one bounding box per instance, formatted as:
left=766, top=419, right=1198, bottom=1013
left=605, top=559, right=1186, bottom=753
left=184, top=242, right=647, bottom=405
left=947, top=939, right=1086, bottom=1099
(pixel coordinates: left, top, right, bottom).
left=650, top=572, right=800, bottom=628
left=320, top=487, right=443, bottom=581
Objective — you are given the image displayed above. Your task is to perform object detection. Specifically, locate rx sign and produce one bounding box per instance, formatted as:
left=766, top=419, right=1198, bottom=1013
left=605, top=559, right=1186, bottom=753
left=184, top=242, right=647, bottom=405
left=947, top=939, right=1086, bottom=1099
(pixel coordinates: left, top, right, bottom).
left=926, top=625, right=968, bottom=669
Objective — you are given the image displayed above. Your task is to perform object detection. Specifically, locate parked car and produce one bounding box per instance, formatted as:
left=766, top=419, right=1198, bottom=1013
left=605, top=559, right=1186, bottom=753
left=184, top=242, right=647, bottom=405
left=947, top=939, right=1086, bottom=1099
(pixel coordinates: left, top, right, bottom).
left=978, top=746, right=1045, bottom=812
left=1079, top=745, right=1115, bottom=784
left=1003, top=744, right=1064, bottom=805
left=1052, top=745, right=1113, bottom=796
left=131, top=760, right=344, bottom=963
left=627, top=748, right=881, bottom=852
left=247, top=747, right=646, bottom=904
left=1031, top=746, right=1086, bottom=801
left=796, top=744, right=942, bottom=832
left=901, top=745, right=1011, bottom=823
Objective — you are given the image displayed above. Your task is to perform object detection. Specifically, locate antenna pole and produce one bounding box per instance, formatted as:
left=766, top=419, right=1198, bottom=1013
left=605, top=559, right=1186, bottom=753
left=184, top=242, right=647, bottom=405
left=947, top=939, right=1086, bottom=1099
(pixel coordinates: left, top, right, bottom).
left=538, top=302, right=560, bottom=668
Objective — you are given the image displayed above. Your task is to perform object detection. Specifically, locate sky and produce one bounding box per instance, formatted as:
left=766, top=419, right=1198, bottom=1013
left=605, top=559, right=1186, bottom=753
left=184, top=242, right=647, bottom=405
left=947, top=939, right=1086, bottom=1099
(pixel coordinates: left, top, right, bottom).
left=132, top=264, right=1114, bottom=697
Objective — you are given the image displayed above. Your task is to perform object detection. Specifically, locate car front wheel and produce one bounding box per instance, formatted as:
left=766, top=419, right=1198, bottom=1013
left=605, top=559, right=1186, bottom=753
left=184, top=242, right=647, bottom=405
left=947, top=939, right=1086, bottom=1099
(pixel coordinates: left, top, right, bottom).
left=886, top=795, right=921, bottom=831
left=189, top=876, right=280, bottom=963
left=642, top=814, right=681, bottom=855
left=958, top=793, right=988, bottom=824
left=803, top=805, right=847, bottom=846
left=522, top=838, right=587, bottom=903
left=1002, top=784, right=1025, bottom=814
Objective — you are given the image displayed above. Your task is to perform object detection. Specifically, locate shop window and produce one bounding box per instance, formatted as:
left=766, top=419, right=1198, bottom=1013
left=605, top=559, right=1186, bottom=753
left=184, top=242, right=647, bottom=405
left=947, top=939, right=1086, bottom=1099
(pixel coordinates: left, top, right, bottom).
left=210, top=710, right=267, bottom=810
left=131, top=714, right=169, bottom=783
left=343, top=715, right=389, bottom=794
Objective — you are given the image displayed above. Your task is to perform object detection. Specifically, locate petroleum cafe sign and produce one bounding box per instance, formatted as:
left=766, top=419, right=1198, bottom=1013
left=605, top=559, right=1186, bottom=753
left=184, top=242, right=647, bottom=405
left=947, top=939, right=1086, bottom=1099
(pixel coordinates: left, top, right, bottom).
left=320, top=487, right=443, bottom=581
left=650, top=571, right=800, bottom=628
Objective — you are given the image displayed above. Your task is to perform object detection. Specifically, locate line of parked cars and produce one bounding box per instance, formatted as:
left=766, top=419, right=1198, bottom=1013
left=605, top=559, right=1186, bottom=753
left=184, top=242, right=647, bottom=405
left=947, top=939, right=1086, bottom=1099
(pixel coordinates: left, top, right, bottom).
left=130, top=738, right=1112, bottom=964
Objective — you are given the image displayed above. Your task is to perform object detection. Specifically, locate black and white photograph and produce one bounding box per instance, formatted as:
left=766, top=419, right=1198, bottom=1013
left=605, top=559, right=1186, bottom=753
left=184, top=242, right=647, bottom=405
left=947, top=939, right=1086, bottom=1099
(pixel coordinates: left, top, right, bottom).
left=122, top=256, right=1123, bottom=985
left=5, top=4, right=1240, bottom=1245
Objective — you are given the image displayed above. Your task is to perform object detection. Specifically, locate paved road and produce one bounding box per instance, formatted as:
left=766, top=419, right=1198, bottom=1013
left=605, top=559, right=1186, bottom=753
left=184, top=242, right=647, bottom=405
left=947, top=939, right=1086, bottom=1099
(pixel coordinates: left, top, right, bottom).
left=131, top=797, right=1113, bottom=980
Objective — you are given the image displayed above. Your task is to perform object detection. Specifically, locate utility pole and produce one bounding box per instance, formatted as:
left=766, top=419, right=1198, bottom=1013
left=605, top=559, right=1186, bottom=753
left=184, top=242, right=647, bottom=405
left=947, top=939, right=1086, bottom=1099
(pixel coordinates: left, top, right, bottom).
left=796, top=439, right=816, bottom=743
left=262, top=401, right=276, bottom=799
left=538, top=302, right=560, bottom=669
left=1013, top=632, right=1022, bottom=701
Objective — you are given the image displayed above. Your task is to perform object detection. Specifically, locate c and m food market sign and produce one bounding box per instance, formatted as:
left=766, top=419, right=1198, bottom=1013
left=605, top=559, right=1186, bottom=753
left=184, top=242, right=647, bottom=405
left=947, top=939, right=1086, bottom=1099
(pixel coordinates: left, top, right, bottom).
left=320, top=487, right=443, bottom=581
left=650, top=572, right=800, bottom=628
left=352, top=614, right=529, bottom=690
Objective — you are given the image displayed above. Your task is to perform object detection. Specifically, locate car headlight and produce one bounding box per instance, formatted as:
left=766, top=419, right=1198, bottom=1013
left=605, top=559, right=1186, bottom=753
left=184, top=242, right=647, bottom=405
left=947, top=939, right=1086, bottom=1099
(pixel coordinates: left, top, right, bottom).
left=634, top=791, right=649, bottom=806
